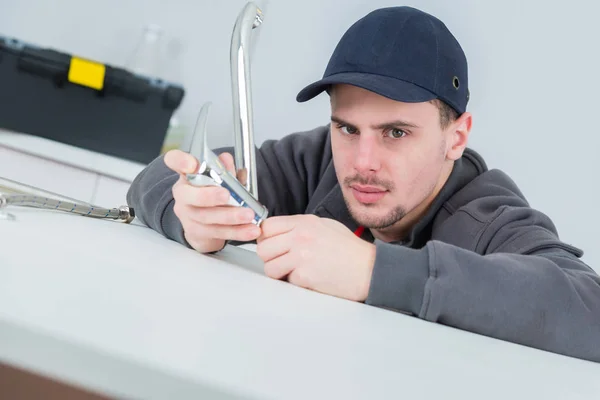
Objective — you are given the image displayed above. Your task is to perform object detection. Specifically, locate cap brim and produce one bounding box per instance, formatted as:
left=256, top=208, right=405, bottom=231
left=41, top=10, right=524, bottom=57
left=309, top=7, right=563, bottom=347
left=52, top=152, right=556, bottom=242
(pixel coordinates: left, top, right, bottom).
left=296, top=72, right=437, bottom=103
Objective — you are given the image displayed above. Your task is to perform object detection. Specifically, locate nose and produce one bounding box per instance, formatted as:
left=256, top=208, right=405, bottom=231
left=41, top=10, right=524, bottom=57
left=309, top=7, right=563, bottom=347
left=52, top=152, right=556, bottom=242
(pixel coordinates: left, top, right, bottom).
left=353, top=135, right=382, bottom=174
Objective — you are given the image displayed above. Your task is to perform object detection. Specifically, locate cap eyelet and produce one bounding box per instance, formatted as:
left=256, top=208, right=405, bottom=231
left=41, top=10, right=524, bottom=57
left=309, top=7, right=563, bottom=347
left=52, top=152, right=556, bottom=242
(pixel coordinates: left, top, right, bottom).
left=452, top=76, right=460, bottom=90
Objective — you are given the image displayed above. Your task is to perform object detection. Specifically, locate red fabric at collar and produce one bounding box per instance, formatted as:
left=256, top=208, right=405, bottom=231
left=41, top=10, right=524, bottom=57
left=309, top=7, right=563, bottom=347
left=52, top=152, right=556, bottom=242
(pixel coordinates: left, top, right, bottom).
left=354, top=226, right=365, bottom=237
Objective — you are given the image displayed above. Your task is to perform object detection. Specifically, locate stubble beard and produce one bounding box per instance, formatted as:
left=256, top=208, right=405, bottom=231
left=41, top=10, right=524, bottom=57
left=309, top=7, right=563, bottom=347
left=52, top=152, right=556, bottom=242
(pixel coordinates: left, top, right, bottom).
left=342, top=174, right=407, bottom=229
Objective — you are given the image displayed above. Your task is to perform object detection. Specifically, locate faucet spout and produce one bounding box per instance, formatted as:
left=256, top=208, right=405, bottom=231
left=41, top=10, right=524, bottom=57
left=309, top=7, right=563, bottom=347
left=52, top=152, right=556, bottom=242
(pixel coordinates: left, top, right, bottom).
left=230, top=2, right=263, bottom=200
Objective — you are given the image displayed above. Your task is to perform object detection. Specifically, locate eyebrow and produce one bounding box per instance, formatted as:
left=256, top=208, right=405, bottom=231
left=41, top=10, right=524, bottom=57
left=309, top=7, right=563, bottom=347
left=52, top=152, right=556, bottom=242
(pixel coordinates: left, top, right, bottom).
left=330, top=115, right=421, bottom=130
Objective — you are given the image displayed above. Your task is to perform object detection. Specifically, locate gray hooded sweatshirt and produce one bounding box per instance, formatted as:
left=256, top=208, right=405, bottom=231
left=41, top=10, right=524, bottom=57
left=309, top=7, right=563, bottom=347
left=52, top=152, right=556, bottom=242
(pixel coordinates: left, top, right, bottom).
left=126, top=125, right=600, bottom=363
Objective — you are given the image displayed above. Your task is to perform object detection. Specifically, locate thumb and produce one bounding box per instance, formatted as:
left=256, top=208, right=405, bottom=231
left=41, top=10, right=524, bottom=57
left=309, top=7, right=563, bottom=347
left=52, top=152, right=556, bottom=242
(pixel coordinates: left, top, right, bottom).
left=218, top=152, right=236, bottom=175
left=219, top=152, right=248, bottom=184
left=164, top=150, right=198, bottom=175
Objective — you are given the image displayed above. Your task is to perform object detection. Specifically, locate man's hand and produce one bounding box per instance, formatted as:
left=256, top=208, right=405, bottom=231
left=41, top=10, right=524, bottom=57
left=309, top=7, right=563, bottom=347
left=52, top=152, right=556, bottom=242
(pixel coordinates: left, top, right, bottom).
left=256, top=215, right=377, bottom=302
left=164, top=149, right=261, bottom=253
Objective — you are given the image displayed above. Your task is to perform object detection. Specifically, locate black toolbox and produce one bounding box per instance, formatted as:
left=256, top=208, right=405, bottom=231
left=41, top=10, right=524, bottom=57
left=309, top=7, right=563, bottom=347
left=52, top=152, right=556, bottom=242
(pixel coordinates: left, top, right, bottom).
left=0, top=35, right=185, bottom=164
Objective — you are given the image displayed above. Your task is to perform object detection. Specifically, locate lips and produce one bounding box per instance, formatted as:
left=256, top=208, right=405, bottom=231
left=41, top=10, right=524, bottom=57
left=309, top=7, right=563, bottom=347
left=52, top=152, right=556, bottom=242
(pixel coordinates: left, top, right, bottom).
left=350, top=184, right=387, bottom=204
left=351, top=185, right=386, bottom=193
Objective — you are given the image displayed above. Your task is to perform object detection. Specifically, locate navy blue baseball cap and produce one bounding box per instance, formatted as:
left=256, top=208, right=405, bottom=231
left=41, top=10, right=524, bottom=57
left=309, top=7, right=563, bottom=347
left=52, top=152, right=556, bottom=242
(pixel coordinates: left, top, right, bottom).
left=296, top=6, right=469, bottom=114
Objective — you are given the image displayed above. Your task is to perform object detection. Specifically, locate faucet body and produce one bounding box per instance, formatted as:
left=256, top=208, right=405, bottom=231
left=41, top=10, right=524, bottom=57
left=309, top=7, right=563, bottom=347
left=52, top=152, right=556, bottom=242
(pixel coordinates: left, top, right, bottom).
left=185, top=2, right=268, bottom=226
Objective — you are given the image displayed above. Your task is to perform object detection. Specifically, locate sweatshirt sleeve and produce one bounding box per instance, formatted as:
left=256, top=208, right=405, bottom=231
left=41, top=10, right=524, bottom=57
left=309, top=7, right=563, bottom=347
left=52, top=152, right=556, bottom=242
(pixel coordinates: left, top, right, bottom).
left=365, top=208, right=600, bottom=363
left=126, top=126, right=331, bottom=246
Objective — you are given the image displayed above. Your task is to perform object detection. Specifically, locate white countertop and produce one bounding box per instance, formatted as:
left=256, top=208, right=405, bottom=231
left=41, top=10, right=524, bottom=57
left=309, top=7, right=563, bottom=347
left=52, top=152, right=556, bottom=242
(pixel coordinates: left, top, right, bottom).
left=1, top=206, right=599, bottom=399
left=0, top=129, right=147, bottom=182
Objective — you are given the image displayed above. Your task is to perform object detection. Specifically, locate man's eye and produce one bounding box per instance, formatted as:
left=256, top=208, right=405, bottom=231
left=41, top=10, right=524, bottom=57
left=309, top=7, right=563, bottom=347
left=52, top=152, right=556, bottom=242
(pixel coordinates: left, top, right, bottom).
left=386, top=128, right=407, bottom=139
left=339, top=125, right=358, bottom=135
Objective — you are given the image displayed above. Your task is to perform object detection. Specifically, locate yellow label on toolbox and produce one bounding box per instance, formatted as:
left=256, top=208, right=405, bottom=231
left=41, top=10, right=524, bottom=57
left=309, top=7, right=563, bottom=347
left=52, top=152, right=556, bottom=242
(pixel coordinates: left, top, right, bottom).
left=68, top=57, right=106, bottom=90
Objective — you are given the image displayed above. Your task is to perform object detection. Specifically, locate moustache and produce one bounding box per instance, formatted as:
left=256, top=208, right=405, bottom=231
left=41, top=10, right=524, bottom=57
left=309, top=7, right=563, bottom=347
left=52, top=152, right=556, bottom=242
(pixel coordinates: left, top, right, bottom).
left=344, top=175, right=394, bottom=191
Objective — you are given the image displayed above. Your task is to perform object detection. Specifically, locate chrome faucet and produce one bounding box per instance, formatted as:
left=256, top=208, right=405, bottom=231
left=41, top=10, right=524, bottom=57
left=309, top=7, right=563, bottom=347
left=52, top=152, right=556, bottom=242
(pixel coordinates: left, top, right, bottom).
left=184, top=2, right=268, bottom=226
left=230, top=2, right=263, bottom=199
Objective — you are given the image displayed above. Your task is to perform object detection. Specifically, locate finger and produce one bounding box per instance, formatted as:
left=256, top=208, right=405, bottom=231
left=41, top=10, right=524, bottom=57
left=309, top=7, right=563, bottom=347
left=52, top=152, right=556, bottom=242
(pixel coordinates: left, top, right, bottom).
left=259, top=216, right=299, bottom=240
left=186, top=205, right=257, bottom=226
left=184, top=234, right=226, bottom=254
left=287, top=267, right=312, bottom=289
left=219, top=152, right=248, bottom=186
left=173, top=182, right=231, bottom=207
left=218, top=152, right=235, bottom=174
left=185, top=222, right=261, bottom=242
left=263, top=252, right=296, bottom=280
left=256, top=230, right=294, bottom=263
left=164, top=150, right=199, bottom=175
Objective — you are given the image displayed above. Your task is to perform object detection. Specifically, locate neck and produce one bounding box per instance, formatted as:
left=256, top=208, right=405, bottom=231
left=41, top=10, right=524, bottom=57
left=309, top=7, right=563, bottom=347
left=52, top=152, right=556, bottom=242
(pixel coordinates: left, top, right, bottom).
left=371, top=161, right=454, bottom=243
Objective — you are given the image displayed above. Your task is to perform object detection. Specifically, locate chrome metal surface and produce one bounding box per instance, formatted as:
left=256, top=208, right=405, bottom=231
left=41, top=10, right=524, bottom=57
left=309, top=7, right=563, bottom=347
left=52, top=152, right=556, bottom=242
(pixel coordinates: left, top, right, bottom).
left=230, top=2, right=263, bottom=199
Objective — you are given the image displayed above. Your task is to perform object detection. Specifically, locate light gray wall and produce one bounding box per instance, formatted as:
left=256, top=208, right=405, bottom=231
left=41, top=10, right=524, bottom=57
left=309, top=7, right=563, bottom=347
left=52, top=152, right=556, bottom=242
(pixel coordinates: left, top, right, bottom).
left=2, top=0, right=598, bottom=270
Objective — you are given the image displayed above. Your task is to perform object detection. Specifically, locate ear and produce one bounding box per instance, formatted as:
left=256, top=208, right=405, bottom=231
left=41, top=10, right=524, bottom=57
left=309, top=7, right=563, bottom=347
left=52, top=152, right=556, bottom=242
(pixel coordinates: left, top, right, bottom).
left=446, top=112, right=472, bottom=160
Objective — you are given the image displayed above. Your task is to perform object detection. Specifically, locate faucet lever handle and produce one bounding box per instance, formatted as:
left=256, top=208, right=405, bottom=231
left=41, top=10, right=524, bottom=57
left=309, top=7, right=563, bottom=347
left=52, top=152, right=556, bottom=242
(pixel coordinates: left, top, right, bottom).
left=187, top=101, right=213, bottom=167
left=185, top=102, right=269, bottom=226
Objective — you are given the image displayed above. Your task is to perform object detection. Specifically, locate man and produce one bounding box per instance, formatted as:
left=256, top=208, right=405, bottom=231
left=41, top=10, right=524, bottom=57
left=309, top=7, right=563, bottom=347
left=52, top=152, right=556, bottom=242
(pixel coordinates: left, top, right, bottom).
left=126, top=6, right=600, bottom=362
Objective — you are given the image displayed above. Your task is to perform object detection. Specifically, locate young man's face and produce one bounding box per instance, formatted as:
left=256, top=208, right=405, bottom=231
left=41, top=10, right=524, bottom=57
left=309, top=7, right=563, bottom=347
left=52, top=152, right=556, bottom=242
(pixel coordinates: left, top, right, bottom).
left=329, top=84, right=470, bottom=239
